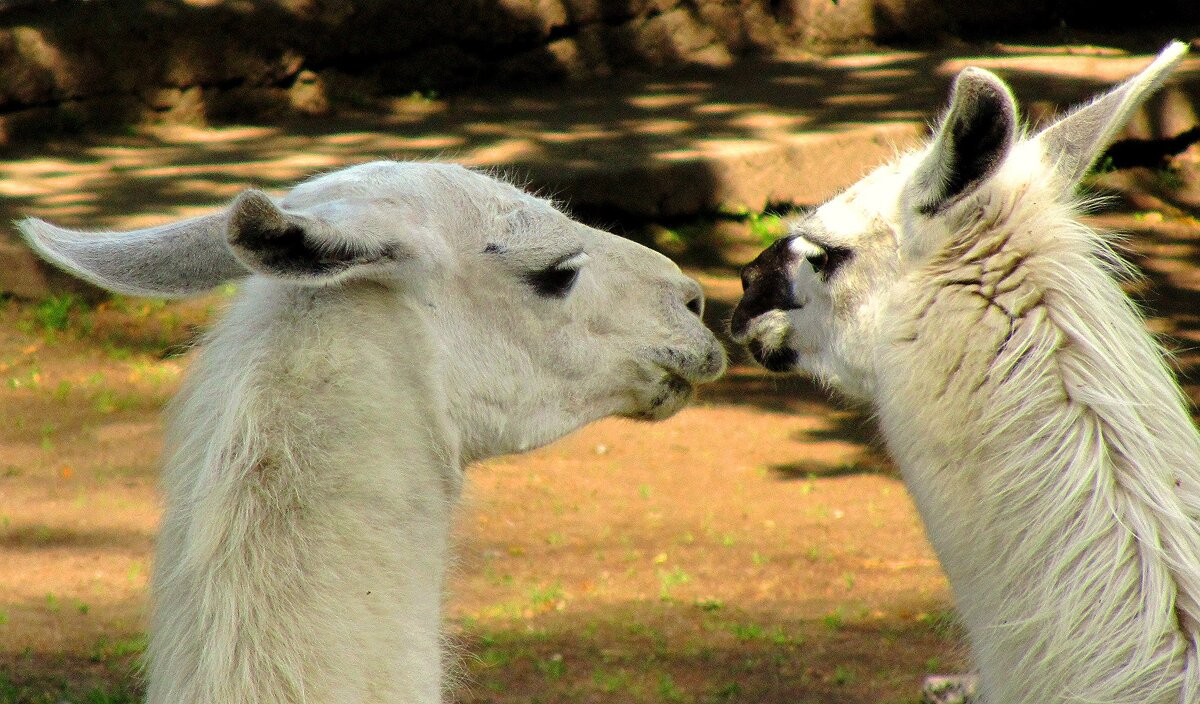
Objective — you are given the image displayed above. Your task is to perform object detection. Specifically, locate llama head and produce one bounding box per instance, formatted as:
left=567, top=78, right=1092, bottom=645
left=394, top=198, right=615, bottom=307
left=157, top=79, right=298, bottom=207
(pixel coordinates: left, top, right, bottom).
left=730, top=42, right=1189, bottom=399
left=21, top=161, right=726, bottom=460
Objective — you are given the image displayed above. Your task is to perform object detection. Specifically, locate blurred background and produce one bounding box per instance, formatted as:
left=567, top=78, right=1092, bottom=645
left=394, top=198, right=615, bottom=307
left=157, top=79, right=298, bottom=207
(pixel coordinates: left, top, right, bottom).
left=1, top=2, right=1199, bottom=702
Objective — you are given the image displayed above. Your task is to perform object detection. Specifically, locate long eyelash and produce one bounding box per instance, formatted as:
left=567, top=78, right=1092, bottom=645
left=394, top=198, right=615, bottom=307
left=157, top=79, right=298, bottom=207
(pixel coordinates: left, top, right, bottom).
left=524, top=265, right=580, bottom=297
left=803, top=237, right=854, bottom=280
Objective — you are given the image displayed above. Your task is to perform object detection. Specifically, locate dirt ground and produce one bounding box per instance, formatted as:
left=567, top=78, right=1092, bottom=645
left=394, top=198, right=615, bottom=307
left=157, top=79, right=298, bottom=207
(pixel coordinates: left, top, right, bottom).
left=4, top=162, right=1200, bottom=703
left=2, top=55, right=1200, bottom=701
left=0, top=262, right=963, bottom=704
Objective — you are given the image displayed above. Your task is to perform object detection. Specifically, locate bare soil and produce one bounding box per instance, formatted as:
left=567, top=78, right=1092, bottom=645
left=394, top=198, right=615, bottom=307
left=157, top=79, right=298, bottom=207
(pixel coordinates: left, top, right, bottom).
left=0, top=266, right=965, bottom=703
left=1, top=82, right=1199, bottom=702
left=6, top=165, right=1200, bottom=702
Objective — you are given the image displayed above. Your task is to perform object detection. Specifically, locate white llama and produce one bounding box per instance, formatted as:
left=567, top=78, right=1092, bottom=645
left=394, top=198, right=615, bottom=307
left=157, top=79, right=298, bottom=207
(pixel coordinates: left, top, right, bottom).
left=20, top=161, right=726, bottom=703
left=731, top=43, right=1200, bottom=704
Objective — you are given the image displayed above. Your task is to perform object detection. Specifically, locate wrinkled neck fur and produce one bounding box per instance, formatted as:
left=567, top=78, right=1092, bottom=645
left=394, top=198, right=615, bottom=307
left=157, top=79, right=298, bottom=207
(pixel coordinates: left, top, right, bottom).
left=146, top=279, right=461, bottom=703
left=878, top=186, right=1200, bottom=704
left=166, top=279, right=462, bottom=498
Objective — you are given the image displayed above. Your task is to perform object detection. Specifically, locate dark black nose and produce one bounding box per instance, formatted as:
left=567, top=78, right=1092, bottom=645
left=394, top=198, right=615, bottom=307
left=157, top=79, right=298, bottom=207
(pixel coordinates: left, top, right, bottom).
left=730, top=236, right=798, bottom=338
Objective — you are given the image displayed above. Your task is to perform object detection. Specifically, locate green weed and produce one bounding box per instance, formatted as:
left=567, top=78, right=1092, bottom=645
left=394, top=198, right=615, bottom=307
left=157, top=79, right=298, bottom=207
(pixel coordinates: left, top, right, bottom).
left=833, top=664, right=854, bottom=685
left=536, top=653, right=566, bottom=680
left=34, top=294, right=78, bottom=332
left=822, top=608, right=844, bottom=631
left=656, top=673, right=684, bottom=702
left=658, top=567, right=690, bottom=600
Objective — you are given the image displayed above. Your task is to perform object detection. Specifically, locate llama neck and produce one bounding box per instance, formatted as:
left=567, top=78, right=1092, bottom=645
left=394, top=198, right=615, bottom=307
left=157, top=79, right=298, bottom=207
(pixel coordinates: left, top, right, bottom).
left=876, top=209, right=1200, bottom=704
left=146, top=280, right=461, bottom=704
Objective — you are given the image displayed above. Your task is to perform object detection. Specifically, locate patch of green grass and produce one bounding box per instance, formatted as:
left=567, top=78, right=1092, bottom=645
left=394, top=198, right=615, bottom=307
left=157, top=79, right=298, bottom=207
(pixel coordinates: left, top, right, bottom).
left=38, top=424, right=55, bottom=451
left=822, top=608, right=845, bottom=631
left=535, top=653, right=566, bottom=680
left=90, top=633, right=147, bottom=662
left=90, top=389, right=141, bottom=415
left=528, top=582, right=565, bottom=610
left=8, top=368, right=43, bottom=391
left=833, top=664, right=854, bottom=685
left=34, top=294, right=78, bottom=332
left=658, top=566, right=690, bottom=600
left=919, top=607, right=961, bottom=638
left=747, top=212, right=787, bottom=246
left=656, top=673, right=684, bottom=702
left=731, top=622, right=764, bottom=641
left=591, top=667, right=630, bottom=693
left=51, top=380, right=72, bottom=402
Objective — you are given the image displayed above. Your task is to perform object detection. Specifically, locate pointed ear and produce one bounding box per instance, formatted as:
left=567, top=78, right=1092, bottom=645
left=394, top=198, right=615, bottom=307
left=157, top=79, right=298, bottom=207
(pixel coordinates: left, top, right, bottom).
left=1035, top=41, right=1189, bottom=187
left=911, top=67, right=1018, bottom=216
left=226, top=190, right=404, bottom=283
left=19, top=211, right=249, bottom=299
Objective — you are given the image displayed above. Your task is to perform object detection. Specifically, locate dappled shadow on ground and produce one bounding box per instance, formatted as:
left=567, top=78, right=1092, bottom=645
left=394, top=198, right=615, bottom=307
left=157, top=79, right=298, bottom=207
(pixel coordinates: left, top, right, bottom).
left=450, top=603, right=963, bottom=704
left=3, top=43, right=1198, bottom=274
left=0, top=599, right=963, bottom=704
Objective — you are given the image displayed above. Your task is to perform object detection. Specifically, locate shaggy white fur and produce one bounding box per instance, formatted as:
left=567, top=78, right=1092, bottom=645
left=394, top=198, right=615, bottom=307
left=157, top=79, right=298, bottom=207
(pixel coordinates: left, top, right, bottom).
left=732, top=43, right=1199, bottom=703
left=20, top=161, right=726, bottom=703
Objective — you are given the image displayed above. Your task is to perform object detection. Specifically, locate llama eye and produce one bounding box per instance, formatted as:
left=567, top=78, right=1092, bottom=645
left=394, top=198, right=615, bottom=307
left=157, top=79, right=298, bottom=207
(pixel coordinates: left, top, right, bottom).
left=524, top=251, right=588, bottom=298
left=805, top=245, right=853, bottom=279
left=525, top=265, right=580, bottom=297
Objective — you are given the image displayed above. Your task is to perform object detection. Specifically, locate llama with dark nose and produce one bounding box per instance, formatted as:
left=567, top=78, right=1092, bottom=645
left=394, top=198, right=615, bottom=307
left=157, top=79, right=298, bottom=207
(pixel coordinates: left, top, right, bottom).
left=732, top=44, right=1200, bottom=703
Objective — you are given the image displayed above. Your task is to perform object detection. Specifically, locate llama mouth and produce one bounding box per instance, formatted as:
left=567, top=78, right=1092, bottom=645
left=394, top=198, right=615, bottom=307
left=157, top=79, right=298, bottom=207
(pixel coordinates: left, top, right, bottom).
left=748, top=338, right=799, bottom=373
left=623, top=370, right=695, bottom=421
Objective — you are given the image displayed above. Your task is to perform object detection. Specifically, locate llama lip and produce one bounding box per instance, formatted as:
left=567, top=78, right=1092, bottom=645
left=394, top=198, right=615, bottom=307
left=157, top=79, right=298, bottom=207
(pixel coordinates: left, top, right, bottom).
left=623, top=369, right=695, bottom=421
left=748, top=338, right=799, bottom=372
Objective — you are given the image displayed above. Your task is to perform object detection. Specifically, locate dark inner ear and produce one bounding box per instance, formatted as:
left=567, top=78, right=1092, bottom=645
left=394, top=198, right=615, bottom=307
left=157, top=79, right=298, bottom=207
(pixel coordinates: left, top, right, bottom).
left=228, top=190, right=400, bottom=279
left=918, top=77, right=1016, bottom=216
left=231, top=219, right=384, bottom=277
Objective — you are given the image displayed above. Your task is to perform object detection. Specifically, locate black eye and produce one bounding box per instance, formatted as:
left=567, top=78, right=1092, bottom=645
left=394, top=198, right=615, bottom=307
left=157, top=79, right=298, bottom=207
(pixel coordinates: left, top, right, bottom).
left=805, top=244, right=853, bottom=279
left=525, top=265, right=581, bottom=298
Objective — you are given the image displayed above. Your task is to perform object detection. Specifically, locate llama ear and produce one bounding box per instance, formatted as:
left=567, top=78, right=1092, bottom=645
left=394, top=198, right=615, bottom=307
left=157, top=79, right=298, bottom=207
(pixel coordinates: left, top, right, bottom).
left=226, top=189, right=404, bottom=283
left=911, top=67, right=1017, bottom=217
left=19, top=211, right=250, bottom=299
left=1035, top=41, right=1189, bottom=187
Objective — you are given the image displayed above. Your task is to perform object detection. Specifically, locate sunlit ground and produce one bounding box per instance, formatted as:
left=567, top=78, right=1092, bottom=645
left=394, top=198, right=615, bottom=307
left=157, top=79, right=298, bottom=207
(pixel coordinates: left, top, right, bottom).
left=2, top=44, right=1199, bottom=704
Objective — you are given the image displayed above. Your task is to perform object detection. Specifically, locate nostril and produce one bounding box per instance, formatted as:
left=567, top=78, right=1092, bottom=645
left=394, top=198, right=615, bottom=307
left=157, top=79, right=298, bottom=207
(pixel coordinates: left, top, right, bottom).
left=685, top=294, right=704, bottom=317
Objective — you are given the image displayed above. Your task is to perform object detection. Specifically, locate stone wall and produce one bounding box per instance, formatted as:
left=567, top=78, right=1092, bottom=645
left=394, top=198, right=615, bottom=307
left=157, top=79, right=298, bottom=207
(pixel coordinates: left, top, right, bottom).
left=1, top=0, right=1195, bottom=142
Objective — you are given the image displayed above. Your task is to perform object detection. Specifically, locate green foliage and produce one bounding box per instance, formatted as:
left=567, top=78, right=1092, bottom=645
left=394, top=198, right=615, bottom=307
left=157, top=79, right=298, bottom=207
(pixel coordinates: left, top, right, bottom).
left=656, top=673, right=684, bottom=702
left=528, top=582, right=565, bottom=609
left=747, top=212, right=787, bottom=246
left=34, top=295, right=79, bottom=332
left=658, top=566, right=690, bottom=601
left=833, top=664, right=854, bottom=685
left=536, top=653, right=566, bottom=680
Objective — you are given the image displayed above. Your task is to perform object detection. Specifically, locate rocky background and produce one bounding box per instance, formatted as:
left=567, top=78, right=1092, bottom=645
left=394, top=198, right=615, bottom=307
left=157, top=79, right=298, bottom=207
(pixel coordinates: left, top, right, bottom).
left=0, top=0, right=1197, bottom=142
